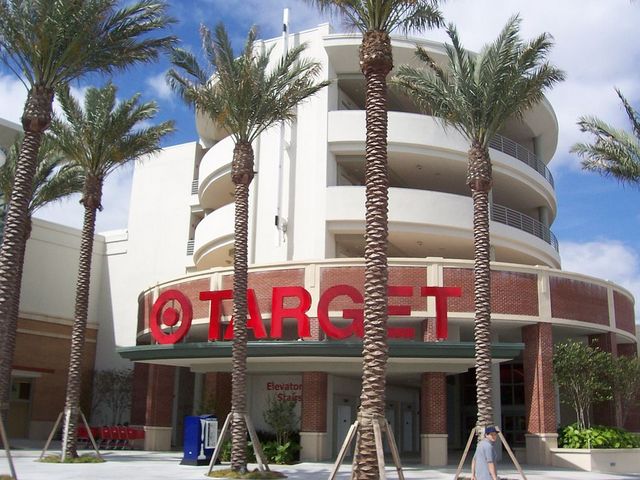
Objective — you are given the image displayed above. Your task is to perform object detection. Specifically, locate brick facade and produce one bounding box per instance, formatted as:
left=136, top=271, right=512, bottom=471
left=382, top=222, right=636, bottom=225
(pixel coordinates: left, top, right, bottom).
left=301, top=372, right=327, bottom=432
left=420, top=373, right=447, bottom=434
left=614, top=291, right=636, bottom=335
left=13, top=317, right=97, bottom=422
left=131, top=363, right=150, bottom=425
left=523, top=323, right=556, bottom=434
left=145, top=365, right=176, bottom=427
left=550, top=277, right=608, bottom=325
left=443, top=268, right=538, bottom=315
left=203, top=372, right=231, bottom=421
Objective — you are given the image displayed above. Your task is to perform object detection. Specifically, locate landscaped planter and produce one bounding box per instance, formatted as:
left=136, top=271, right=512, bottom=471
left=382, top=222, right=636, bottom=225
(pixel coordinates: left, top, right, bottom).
left=550, top=448, right=640, bottom=474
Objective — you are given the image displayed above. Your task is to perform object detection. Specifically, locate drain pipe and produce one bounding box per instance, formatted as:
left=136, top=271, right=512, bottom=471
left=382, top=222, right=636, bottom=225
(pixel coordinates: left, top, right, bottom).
left=275, top=7, right=289, bottom=247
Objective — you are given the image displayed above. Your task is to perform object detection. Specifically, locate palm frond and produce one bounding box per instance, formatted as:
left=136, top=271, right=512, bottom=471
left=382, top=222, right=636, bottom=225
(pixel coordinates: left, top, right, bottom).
left=168, top=23, right=329, bottom=144
left=51, top=83, right=175, bottom=182
left=394, top=15, right=564, bottom=148
left=0, top=0, right=175, bottom=89
left=572, top=101, right=640, bottom=186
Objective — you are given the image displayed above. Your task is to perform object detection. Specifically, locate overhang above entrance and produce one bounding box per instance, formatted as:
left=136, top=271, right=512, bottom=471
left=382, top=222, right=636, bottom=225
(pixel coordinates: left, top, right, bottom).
left=118, top=340, right=523, bottom=376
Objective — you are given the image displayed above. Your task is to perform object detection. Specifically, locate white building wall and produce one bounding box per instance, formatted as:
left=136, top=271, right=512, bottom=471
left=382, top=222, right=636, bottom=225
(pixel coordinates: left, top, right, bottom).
left=100, top=142, right=197, bottom=363
left=20, top=218, right=104, bottom=326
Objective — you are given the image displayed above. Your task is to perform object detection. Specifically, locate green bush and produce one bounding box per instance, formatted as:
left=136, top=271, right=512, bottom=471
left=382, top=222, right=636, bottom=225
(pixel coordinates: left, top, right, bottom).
left=219, top=440, right=256, bottom=463
left=262, top=440, right=300, bottom=464
left=558, top=423, right=640, bottom=449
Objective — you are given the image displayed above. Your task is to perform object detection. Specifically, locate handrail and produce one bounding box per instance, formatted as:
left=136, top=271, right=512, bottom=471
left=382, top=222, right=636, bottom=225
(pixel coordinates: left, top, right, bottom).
left=489, top=134, right=554, bottom=188
left=491, top=203, right=559, bottom=252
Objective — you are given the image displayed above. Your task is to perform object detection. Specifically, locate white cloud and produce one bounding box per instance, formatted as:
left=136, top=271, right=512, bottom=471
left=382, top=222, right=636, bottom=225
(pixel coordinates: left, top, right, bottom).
left=561, top=240, right=640, bottom=317
left=146, top=71, right=174, bottom=101
left=33, top=164, right=134, bottom=233
left=0, top=75, right=27, bottom=124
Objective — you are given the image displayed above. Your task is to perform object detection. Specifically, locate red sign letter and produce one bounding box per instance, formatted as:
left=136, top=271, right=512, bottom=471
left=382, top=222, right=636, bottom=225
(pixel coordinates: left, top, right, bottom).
left=270, top=286, right=311, bottom=338
left=150, top=290, right=193, bottom=344
left=317, top=285, right=364, bottom=339
left=387, top=286, right=415, bottom=339
left=421, top=287, right=462, bottom=340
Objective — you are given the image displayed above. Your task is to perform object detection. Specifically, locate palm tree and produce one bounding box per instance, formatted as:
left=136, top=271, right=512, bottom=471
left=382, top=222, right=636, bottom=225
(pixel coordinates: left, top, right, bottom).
left=0, top=137, right=83, bottom=432
left=304, top=2, right=442, bottom=477
left=572, top=89, right=640, bottom=183
left=0, top=0, right=174, bottom=428
left=394, top=16, right=564, bottom=431
left=167, top=24, right=328, bottom=473
left=51, top=83, right=174, bottom=459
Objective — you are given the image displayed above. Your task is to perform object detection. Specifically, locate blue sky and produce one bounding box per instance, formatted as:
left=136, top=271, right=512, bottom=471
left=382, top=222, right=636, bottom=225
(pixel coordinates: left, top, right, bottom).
left=1, top=0, right=640, bottom=310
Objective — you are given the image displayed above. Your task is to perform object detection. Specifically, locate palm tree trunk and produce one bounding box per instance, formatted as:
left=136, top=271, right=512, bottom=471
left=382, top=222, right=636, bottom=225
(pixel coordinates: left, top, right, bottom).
left=355, top=30, right=393, bottom=480
left=230, top=141, right=254, bottom=473
left=0, top=85, right=53, bottom=428
left=0, top=219, right=31, bottom=436
left=468, top=142, right=494, bottom=430
left=62, top=175, right=102, bottom=460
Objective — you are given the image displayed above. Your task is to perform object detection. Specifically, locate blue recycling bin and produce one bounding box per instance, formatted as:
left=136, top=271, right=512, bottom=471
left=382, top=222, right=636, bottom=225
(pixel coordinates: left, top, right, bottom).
left=181, top=415, right=218, bottom=465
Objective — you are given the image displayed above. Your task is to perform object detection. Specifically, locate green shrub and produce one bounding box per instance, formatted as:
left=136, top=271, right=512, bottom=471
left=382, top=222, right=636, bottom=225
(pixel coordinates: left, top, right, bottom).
left=558, top=423, right=640, bottom=449
left=262, top=440, right=300, bottom=464
left=219, top=440, right=256, bottom=463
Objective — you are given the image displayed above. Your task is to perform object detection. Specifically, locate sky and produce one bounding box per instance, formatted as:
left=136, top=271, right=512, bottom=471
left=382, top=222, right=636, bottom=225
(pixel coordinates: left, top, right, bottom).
left=1, top=0, right=639, bottom=313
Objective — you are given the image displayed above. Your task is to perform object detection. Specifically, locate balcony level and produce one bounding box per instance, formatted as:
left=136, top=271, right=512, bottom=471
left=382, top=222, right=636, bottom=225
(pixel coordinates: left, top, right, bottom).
left=324, top=32, right=559, bottom=163
left=327, top=186, right=561, bottom=268
left=328, top=110, right=557, bottom=223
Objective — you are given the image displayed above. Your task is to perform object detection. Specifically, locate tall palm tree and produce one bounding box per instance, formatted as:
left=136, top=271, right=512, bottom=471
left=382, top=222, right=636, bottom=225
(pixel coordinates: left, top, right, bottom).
left=167, top=24, right=328, bottom=473
left=0, top=0, right=174, bottom=427
left=304, top=2, right=442, bottom=477
left=0, top=137, right=83, bottom=431
left=394, top=16, right=564, bottom=431
left=51, top=83, right=174, bottom=459
left=572, top=89, right=640, bottom=183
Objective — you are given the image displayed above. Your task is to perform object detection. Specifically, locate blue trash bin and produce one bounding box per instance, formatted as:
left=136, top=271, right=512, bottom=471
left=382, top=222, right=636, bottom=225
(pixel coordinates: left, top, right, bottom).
left=181, top=415, right=218, bottom=465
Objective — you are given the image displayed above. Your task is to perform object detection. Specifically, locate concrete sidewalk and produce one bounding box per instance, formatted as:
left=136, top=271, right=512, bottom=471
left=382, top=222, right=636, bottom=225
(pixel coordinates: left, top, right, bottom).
left=2, top=448, right=640, bottom=480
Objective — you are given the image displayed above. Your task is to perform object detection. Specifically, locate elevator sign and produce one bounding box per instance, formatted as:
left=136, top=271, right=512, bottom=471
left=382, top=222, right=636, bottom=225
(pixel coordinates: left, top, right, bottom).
left=149, top=285, right=461, bottom=345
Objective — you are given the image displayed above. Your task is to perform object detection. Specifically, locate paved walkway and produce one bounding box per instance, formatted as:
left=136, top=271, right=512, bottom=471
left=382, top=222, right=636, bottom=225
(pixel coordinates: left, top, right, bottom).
left=2, top=448, right=640, bottom=480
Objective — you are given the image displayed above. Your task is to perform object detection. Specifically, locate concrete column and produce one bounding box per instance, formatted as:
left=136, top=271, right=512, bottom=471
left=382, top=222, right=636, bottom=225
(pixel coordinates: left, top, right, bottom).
left=300, top=372, right=329, bottom=461
left=523, top=323, right=558, bottom=465
left=420, top=372, right=448, bottom=466
left=144, top=364, right=176, bottom=451
left=537, top=206, right=550, bottom=227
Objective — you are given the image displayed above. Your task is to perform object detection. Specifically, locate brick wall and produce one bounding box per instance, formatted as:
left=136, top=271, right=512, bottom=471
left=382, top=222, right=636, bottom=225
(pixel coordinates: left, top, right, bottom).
left=319, top=266, right=428, bottom=311
left=203, top=372, right=231, bottom=421
left=614, top=291, right=636, bottom=335
left=443, top=268, right=538, bottom=315
left=145, top=365, right=175, bottom=427
left=221, top=269, right=306, bottom=314
left=14, top=318, right=97, bottom=422
left=420, top=372, right=446, bottom=434
left=130, top=363, right=149, bottom=425
left=523, top=323, right=556, bottom=434
left=301, top=372, right=327, bottom=432
left=550, top=277, right=608, bottom=325
left=160, top=278, right=210, bottom=319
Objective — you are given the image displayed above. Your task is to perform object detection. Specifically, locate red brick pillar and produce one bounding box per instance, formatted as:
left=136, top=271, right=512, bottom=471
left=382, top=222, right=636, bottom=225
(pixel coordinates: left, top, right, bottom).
left=589, top=333, right=617, bottom=426
left=130, top=363, right=149, bottom=425
left=300, top=372, right=328, bottom=461
left=203, top=372, right=231, bottom=421
left=144, top=364, right=175, bottom=450
left=523, top=323, right=557, bottom=465
left=420, top=372, right=447, bottom=466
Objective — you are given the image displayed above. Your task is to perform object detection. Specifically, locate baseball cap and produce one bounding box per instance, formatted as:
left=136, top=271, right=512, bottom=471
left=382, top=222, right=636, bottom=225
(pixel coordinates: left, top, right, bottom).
left=485, top=426, right=498, bottom=434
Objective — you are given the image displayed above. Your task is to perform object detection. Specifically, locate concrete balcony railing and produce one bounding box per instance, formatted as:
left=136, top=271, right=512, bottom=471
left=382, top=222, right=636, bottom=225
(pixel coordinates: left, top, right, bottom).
left=491, top=203, right=558, bottom=252
left=489, top=134, right=554, bottom=188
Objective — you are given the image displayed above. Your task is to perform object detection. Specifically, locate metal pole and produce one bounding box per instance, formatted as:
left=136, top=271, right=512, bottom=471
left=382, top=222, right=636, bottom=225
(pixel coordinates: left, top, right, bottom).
left=275, top=7, right=290, bottom=247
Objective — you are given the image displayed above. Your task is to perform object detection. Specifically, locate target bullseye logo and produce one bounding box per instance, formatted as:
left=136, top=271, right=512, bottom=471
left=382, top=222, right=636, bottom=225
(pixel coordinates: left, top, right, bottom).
left=150, top=290, right=193, bottom=344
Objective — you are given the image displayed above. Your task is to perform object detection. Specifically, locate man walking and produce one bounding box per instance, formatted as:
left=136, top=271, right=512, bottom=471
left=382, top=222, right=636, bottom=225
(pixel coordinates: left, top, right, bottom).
left=471, top=426, right=499, bottom=480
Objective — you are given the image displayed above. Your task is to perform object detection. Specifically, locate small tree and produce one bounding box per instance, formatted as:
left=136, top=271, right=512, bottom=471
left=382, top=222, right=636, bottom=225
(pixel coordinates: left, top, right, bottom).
left=610, top=355, right=640, bottom=427
left=553, top=340, right=612, bottom=429
left=262, top=396, right=299, bottom=445
left=91, top=369, right=133, bottom=425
